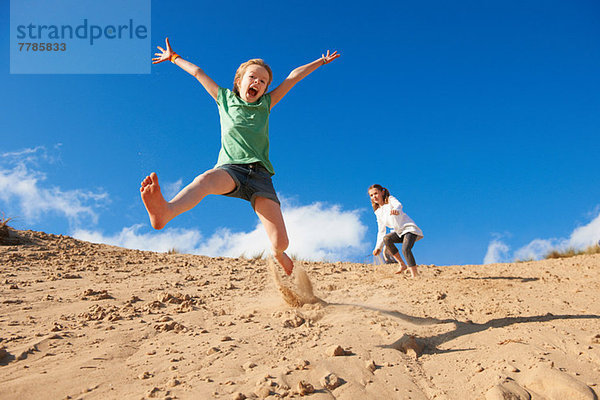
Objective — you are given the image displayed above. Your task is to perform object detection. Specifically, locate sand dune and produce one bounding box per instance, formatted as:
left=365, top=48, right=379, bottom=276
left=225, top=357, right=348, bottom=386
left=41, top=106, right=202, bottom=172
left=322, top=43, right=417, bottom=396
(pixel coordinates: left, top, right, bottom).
left=1, top=229, right=599, bottom=399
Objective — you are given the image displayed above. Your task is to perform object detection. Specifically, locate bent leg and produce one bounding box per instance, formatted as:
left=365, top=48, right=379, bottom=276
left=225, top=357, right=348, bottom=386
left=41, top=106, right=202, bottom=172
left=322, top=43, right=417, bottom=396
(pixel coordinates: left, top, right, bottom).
left=401, top=233, right=417, bottom=267
left=382, top=232, right=401, bottom=256
left=254, top=196, right=294, bottom=276
left=383, top=233, right=408, bottom=273
left=140, top=169, right=235, bottom=230
left=401, top=233, right=418, bottom=277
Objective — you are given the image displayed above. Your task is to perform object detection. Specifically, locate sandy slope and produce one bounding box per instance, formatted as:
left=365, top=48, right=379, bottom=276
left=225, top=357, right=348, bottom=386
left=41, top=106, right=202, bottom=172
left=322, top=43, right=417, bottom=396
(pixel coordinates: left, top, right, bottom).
left=1, top=229, right=599, bottom=400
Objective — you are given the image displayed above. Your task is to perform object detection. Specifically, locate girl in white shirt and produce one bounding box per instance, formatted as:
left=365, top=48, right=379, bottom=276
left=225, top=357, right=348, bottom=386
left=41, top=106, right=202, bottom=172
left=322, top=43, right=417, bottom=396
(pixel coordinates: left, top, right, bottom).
left=368, top=184, right=423, bottom=277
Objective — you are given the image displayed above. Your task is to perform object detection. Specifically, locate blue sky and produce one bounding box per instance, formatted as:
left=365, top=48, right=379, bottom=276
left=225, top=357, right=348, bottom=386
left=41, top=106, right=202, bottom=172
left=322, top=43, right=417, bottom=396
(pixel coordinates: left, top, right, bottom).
left=2, top=0, right=600, bottom=265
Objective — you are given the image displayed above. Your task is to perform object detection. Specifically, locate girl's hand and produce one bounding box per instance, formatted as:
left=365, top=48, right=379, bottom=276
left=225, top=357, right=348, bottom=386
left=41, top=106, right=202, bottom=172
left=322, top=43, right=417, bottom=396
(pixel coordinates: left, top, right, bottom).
left=373, top=249, right=381, bottom=256
left=321, top=50, right=340, bottom=65
left=390, top=209, right=399, bottom=215
left=152, top=37, right=174, bottom=64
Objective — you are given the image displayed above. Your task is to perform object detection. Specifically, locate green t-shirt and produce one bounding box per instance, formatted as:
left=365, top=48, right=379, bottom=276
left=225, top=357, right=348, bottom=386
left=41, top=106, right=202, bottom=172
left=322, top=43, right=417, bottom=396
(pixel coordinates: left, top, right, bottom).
left=215, top=87, right=275, bottom=175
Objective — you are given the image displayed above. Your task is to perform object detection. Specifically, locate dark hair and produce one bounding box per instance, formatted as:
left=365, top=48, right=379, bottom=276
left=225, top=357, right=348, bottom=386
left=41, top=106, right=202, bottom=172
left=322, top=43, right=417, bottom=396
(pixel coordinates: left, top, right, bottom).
left=367, top=184, right=390, bottom=211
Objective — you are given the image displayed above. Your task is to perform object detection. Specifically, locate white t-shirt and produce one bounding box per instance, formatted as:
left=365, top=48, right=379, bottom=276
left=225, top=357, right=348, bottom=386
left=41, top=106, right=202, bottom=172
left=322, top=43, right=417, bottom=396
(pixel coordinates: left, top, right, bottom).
left=374, top=195, right=423, bottom=252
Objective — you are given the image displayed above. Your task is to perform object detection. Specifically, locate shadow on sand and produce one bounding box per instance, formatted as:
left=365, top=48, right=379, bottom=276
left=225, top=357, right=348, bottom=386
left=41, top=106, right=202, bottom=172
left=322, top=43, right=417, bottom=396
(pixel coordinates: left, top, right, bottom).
left=461, top=276, right=539, bottom=283
left=327, top=302, right=600, bottom=355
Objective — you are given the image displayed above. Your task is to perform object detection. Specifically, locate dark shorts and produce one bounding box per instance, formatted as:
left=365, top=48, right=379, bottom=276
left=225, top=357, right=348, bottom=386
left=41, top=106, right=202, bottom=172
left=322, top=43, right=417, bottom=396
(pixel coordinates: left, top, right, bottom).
left=216, top=162, right=280, bottom=209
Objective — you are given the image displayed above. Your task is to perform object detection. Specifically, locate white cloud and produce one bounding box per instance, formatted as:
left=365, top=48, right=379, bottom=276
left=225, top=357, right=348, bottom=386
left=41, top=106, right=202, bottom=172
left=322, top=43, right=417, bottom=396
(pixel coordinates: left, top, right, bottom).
left=513, top=238, right=561, bottom=261
left=282, top=201, right=367, bottom=260
left=74, top=200, right=369, bottom=261
left=2, top=146, right=368, bottom=261
left=483, top=239, right=510, bottom=264
left=0, top=146, right=108, bottom=227
left=484, top=209, right=600, bottom=263
left=196, top=200, right=368, bottom=260
left=74, top=225, right=203, bottom=254
left=569, top=211, right=600, bottom=248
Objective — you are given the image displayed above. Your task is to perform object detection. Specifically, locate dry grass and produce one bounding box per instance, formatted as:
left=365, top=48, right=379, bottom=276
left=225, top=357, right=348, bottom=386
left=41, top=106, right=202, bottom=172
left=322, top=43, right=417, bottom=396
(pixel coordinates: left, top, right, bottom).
left=249, top=250, right=265, bottom=260
left=545, top=244, right=600, bottom=259
left=583, top=244, right=600, bottom=255
left=0, top=212, right=13, bottom=229
left=0, top=212, right=14, bottom=242
left=515, top=258, right=535, bottom=263
left=239, top=250, right=266, bottom=260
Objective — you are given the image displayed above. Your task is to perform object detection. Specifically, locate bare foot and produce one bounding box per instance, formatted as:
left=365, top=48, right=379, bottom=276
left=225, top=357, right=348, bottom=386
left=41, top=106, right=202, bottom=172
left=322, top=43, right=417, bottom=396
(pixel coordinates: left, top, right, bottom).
left=409, top=266, right=419, bottom=278
left=275, top=252, right=294, bottom=276
left=395, top=265, right=407, bottom=275
left=140, top=172, right=172, bottom=230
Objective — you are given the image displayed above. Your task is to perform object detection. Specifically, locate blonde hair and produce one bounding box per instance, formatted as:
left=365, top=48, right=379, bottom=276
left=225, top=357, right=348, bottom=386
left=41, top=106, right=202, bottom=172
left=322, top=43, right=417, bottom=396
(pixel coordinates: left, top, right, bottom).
left=233, top=59, right=273, bottom=96
left=368, top=184, right=390, bottom=211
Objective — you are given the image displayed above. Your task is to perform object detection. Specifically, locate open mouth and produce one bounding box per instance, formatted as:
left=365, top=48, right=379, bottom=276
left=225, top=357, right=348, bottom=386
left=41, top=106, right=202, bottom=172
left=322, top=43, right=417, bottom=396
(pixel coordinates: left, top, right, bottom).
left=247, top=87, right=258, bottom=97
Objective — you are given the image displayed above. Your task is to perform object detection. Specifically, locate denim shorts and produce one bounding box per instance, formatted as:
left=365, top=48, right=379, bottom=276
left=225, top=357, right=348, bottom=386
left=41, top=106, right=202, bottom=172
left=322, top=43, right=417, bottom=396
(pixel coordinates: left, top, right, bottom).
left=216, top=162, right=280, bottom=208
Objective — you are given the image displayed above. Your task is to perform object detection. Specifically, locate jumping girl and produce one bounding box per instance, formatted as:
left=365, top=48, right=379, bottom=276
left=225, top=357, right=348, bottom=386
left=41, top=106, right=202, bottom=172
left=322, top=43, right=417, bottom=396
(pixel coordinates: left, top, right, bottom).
left=141, top=38, right=340, bottom=276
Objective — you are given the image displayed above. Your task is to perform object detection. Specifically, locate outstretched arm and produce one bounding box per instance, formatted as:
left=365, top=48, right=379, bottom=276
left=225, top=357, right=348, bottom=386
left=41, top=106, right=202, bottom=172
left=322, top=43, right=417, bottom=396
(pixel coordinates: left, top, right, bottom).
left=153, top=37, right=219, bottom=101
left=269, top=50, right=340, bottom=109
